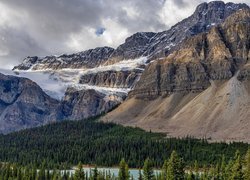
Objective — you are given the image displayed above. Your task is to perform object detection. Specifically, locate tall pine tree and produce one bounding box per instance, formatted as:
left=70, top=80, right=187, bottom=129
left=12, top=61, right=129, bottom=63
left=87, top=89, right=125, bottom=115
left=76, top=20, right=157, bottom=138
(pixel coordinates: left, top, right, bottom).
left=143, top=158, right=154, bottom=180
left=118, top=158, right=129, bottom=180
left=244, top=149, right=250, bottom=180
left=166, top=151, right=185, bottom=180
left=74, top=162, right=85, bottom=180
left=230, top=151, right=243, bottom=180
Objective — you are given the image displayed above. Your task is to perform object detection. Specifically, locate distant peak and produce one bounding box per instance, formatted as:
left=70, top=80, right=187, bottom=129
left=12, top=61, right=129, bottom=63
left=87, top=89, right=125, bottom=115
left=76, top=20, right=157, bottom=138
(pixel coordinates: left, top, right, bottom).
left=195, top=1, right=249, bottom=13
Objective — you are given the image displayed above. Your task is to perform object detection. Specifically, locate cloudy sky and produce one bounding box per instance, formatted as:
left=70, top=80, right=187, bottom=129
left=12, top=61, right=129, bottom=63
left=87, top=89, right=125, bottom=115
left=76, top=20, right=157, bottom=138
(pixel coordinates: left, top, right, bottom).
left=0, top=0, right=249, bottom=69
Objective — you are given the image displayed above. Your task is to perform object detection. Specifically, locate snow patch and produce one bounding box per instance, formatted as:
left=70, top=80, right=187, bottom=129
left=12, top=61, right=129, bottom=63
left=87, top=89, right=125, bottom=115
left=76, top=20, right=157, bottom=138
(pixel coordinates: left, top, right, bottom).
left=3, top=57, right=147, bottom=100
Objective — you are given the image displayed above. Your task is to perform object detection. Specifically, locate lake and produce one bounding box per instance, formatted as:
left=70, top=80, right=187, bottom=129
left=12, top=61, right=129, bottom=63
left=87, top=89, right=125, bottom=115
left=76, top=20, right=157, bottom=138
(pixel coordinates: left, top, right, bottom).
left=65, top=167, right=161, bottom=179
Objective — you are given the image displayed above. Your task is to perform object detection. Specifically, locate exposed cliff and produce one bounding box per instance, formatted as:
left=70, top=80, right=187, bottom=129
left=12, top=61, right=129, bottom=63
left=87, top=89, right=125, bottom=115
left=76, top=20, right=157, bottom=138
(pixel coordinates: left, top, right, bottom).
left=130, top=9, right=250, bottom=98
left=60, top=87, right=124, bottom=120
left=79, top=69, right=143, bottom=89
left=102, top=9, right=250, bottom=143
left=0, top=73, right=124, bottom=134
left=0, top=73, right=60, bottom=133
left=13, top=47, right=114, bottom=71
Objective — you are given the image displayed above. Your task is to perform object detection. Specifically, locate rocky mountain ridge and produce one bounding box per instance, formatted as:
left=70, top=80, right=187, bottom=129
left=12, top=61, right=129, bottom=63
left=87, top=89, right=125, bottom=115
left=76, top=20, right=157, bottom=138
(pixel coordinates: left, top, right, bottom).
left=128, top=8, right=250, bottom=98
left=14, top=1, right=249, bottom=71
left=13, top=46, right=114, bottom=71
left=102, top=9, right=250, bottom=142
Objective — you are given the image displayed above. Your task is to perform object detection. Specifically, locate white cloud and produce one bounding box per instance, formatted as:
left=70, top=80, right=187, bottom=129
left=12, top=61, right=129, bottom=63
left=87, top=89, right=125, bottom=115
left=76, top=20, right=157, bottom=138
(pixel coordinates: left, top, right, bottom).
left=159, top=0, right=203, bottom=27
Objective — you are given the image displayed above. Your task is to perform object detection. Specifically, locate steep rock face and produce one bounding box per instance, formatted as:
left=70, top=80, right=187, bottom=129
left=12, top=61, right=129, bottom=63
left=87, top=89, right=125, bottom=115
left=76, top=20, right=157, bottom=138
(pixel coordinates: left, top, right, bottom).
left=106, top=32, right=156, bottom=64
left=60, top=88, right=124, bottom=120
left=13, top=47, right=114, bottom=71
left=0, top=73, right=60, bottom=134
left=108, top=1, right=249, bottom=64
left=130, top=9, right=250, bottom=98
left=102, top=9, right=250, bottom=142
left=79, top=69, right=143, bottom=89
left=0, top=73, right=125, bottom=134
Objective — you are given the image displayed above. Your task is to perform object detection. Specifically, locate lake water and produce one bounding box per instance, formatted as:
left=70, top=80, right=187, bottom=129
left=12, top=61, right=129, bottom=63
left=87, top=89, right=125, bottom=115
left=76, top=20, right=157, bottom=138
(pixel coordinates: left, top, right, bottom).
left=66, top=167, right=161, bottom=179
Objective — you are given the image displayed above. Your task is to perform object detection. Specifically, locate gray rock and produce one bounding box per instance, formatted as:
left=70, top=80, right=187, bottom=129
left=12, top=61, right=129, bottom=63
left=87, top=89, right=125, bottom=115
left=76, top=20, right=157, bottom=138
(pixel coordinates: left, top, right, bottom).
left=79, top=69, right=143, bottom=89
left=0, top=73, right=60, bottom=133
left=13, top=47, right=114, bottom=71
left=130, top=9, right=250, bottom=99
left=60, top=87, right=124, bottom=120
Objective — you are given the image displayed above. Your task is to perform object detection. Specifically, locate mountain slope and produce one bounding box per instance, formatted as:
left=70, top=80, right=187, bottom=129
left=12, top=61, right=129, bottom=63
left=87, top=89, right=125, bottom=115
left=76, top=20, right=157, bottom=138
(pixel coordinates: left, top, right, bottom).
left=0, top=73, right=122, bottom=134
left=0, top=73, right=60, bottom=133
left=102, top=9, right=250, bottom=143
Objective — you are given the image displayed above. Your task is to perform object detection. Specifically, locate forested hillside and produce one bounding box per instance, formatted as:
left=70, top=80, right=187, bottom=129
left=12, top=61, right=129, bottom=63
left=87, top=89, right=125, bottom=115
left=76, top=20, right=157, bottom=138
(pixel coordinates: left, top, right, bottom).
left=0, top=117, right=249, bottom=169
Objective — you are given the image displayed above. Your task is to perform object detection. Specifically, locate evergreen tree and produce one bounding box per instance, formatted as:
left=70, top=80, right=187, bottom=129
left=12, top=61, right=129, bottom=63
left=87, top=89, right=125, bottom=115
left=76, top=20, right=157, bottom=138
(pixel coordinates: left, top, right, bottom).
left=37, top=167, right=46, bottom=180
left=221, top=155, right=227, bottom=180
left=225, top=160, right=234, bottom=180
left=74, top=162, right=85, bottom=180
left=17, top=168, right=22, bottom=180
left=12, top=164, right=18, bottom=178
left=161, top=160, right=168, bottom=180
left=186, top=172, right=195, bottom=180
left=118, top=158, right=129, bottom=180
left=166, top=151, right=185, bottom=180
left=230, top=151, right=243, bottom=180
left=194, top=160, right=199, bottom=180
left=143, top=158, right=154, bottom=180
left=92, top=166, right=98, bottom=180
left=244, top=149, right=250, bottom=180
left=214, top=163, right=220, bottom=180
left=138, top=169, right=143, bottom=180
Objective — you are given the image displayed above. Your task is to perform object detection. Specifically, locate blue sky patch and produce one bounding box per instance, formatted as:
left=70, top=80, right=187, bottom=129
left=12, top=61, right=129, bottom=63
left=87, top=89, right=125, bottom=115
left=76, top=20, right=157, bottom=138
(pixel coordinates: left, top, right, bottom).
left=95, top=27, right=106, bottom=36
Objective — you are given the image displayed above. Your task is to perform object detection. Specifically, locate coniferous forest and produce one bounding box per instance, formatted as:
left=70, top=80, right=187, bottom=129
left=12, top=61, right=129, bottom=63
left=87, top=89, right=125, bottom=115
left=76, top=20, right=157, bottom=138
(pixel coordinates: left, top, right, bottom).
left=0, top=117, right=249, bottom=171
left=0, top=149, right=250, bottom=179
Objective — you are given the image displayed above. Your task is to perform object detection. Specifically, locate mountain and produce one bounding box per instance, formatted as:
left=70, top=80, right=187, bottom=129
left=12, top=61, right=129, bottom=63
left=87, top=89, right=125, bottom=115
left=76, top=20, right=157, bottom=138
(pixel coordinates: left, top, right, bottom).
left=14, top=1, right=249, bottom=72
left=2, top=1, right=250, bottom=138
left=0, top=73, right=59, bottom=133
left=12, top=2, right=248, bottom=98
left=108, top=1, right=249, bottom=62
left=0, top=73, right=122, bottom=134
left=102, top=9, right=250, bottom=143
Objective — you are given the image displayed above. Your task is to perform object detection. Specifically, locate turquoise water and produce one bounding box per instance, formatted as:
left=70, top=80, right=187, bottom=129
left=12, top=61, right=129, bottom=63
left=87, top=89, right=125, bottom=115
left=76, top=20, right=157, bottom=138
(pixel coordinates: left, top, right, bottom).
left=66, top=167, right=161, bottom=179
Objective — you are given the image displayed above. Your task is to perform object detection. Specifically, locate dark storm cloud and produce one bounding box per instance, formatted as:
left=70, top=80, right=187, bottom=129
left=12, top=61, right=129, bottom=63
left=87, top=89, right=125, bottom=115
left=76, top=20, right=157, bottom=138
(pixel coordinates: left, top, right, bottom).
left=0, top=0, right=249, bottom=69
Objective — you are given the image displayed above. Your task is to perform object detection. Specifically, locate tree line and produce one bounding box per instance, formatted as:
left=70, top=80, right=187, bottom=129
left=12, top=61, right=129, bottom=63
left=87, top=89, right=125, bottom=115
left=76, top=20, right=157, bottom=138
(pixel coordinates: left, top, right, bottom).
left=0, top=119, right=249, bottom=169
left=1, top=150, right=250, bottom=179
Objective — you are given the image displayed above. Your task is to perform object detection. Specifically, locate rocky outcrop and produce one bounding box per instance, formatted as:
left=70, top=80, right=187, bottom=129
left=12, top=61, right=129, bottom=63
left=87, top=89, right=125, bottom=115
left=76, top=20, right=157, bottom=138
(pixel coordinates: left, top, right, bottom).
left=130, top=9, right=250, bottom=99
left=0, top=73, right=60, bottom=134
left=102, top=9, right=250, bottom=142
left=106, top=32, right=156, bottom=64
left=60, top=87, right=124, bottom=120
left=79, top=69, right=143, bottom=89
left=13, top=47, right=114, bottom=71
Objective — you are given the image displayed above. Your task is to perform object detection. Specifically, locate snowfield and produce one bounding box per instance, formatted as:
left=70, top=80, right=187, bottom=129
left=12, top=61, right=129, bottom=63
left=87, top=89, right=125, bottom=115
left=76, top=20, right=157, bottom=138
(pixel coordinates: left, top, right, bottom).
left=0, top=57, right=148, bottom=100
